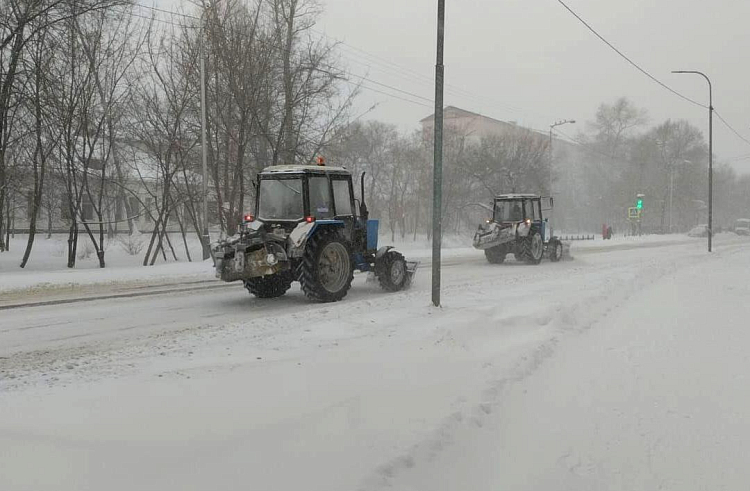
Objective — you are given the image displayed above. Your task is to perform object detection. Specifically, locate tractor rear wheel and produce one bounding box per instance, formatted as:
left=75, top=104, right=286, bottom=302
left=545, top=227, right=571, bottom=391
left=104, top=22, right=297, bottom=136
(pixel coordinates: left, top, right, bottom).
left=244, top=274, right=292, bottom=298
left=299, top=231, right=353, bottom=302
left=376, top=250, right=408, bottom=292
left=484, top=245, right=506, bottom=264
left=520, top=231, right=544, bottom=265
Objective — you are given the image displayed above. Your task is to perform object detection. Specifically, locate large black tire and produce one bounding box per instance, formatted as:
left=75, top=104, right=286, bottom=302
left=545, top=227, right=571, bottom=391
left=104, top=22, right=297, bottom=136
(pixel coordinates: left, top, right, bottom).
left=376, top=250, right=408, bottom=292
left=299, top=231, right=353, bottom=302
left=549, top=240, right=563, bottom=262
left=484, top=245, right=506, bottom=264
left=519, top=231, right=543, bottom=265
left=244, top=274, right=292, bottom=298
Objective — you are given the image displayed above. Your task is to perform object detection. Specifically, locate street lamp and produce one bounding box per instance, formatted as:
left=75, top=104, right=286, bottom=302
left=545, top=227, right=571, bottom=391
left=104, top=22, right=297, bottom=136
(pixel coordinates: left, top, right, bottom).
left=548, top=119, right=574, bottom=237
left=549, top=119, right=575, bottom=192
left=672, top=70, right=713, bottom=252
left=199, top=8, right=210, bottom=260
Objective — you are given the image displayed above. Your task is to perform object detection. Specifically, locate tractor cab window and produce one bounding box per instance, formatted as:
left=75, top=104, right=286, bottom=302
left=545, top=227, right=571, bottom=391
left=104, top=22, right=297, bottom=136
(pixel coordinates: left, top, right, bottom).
left=257, top=178, right=303, bottom=221
left=494, top=200, right=524, bottom=222
left=308, top=176, right=334, bottom=219
left=524, top=199, right=538, bottom=221
left=332, top=179, right=353, bottom=216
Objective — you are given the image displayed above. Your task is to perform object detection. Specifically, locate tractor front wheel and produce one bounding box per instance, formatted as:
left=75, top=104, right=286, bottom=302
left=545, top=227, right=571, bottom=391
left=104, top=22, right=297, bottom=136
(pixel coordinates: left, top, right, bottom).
left=484, top=245, right=506, bottom=264
left=299, top=231, right=354, bottom=302
left=520, top=231, right=544, bottom=265
left=376, top=250, right=408, bottom=292
left=549, top=240, right=563, bottom=262
left=244, top=274, right=293, bottom=299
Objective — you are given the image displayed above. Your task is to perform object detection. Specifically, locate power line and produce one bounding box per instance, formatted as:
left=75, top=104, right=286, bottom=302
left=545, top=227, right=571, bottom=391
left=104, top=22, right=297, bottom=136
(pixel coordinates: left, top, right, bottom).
left=118, top=6, right=198, bottom=29
left=714, top=109, right=750, bottom=147
left=350, top=74, right=433, bottom=104
left=554, top=127, right=615, bottom=161
left=125, top=5, right=431, bottom=110
left=129, top=2, right=555, bottom=124
left=331, top=36, right=536, bottom=118
left=133, top=3, right=200, bottom=20
left=556, top=0, right=708, bottom=109
left=344, top=80, right=433, bottom=109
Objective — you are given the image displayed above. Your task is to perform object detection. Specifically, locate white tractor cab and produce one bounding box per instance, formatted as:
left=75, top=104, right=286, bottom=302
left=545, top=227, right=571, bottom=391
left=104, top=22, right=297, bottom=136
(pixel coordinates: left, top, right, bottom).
left=473, top=194, right=568, bottom=264
left=735, top=218, right=750, bottom=236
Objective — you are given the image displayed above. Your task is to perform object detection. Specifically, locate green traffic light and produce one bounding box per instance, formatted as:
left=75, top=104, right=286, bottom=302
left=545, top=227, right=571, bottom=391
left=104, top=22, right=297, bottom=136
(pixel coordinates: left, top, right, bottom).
left=636, top=199, right=643, bottom=209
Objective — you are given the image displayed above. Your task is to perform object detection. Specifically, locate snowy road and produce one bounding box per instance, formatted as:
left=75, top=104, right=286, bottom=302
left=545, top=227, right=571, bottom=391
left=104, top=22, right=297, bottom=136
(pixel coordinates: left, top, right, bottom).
left=1, top=236, right=749, bottom=490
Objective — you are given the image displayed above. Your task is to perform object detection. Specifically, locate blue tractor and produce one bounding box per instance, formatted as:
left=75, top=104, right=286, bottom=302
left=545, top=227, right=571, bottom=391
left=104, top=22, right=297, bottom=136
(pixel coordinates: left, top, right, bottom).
left=473, top=194, right=567, bottom=264
left=212, top=164, right=418, bottom=302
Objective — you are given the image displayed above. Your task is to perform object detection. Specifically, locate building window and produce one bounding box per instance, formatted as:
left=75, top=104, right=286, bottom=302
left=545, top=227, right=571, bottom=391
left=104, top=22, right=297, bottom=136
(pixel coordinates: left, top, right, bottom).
left=27, top=194, right=36, bottom=220
left=81, top=198, right=94, bottom=221
left=144, top=197, right=154, bottom=221
left=208, top=200, right=219, bottom=223
left=61, top=200, right=72, bottom=221
left=183, top=203, right=194, bottom=222
left=128, top=197, right=140, bottom=218
left=115, top=200, right=123, bottom=221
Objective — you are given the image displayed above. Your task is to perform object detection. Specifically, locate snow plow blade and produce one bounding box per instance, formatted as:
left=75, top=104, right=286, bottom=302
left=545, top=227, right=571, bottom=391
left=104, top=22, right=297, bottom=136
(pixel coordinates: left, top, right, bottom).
left=473, top=223, right=515, bottom=250
left=561, top=242, right=573, bottom=260
left=405, top=261, right=419, bottom=286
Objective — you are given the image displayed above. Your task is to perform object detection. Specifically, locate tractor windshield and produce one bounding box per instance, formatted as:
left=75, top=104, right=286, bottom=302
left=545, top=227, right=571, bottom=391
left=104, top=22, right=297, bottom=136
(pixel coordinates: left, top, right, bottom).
left=257, top=178, right=303, bottom=221
left=494, top=200, right=524, bottom=222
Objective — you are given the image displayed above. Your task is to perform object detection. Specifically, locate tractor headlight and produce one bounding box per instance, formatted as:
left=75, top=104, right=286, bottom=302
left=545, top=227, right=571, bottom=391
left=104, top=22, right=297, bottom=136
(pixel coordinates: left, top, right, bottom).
left=266, top=253, right=278, bottom=266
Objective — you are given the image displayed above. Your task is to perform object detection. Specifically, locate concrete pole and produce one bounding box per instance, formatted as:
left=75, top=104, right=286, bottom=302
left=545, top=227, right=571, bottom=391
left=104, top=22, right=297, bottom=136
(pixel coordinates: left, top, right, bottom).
left=200, top=13, right=210, bottom=260
left=431, top=0, right=445, bottom=307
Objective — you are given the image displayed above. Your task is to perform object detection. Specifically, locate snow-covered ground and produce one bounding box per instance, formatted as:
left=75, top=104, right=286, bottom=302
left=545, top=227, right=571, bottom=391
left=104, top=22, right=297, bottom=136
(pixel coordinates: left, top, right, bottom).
left=1, top=234, right=749, bottom=490
left=0, top=232, right=470, bottom=295
left=0, top=231, right=718, bottom=296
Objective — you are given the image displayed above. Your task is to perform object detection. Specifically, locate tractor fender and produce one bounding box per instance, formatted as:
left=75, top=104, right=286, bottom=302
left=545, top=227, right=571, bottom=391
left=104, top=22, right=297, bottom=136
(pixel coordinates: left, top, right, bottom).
left=289, top=221, right=315, bottom=249
left=375, top=246, right=394, bottom=260
left=289, top=220, right=346, bottom=250
left=515, top=221, right=531, bottom=237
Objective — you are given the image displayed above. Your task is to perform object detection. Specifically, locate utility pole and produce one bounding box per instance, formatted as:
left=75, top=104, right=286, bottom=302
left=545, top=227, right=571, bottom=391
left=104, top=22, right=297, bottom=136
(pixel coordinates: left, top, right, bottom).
left=672, top=70, right=713, bottom=252
left=200, top=9, right=210, bottom=260
left=431, top=0, right=445, bottom=307
left=548, top=119, right=574, bottom=238
left=548, top=119, right=575, bottom=194
left=669, top=163, right=674, bottom=233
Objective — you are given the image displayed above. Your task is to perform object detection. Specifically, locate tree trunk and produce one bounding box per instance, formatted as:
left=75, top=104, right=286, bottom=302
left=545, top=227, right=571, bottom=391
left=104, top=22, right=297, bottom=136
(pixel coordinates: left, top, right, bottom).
left=281, top=0, right=297, bottom=164
left=21, top=56, right=50, bottom=269
left=67, top=222, right=78, bottom=268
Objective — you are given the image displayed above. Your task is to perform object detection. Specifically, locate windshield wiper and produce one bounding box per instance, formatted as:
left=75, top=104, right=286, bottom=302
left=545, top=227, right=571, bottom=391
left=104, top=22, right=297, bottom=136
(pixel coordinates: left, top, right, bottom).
left=277, top=180, right=301, bottom=195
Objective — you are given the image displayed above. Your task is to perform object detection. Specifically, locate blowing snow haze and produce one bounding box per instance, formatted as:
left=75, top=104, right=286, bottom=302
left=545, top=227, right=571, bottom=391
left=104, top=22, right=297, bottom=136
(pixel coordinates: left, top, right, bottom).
left=318, top=0, right=750, bottom=172
left=5, top=0, right=750, bottom=490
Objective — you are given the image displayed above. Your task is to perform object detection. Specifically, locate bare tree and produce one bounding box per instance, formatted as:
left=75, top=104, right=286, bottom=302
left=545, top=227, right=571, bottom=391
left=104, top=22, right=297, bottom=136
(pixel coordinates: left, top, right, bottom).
left=0, top=0, right=130, bottom=252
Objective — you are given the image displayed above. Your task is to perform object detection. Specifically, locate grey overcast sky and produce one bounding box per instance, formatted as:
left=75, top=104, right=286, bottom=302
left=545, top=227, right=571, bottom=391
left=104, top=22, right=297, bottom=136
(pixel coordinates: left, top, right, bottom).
left=315, top=0, right=750, bottom=173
